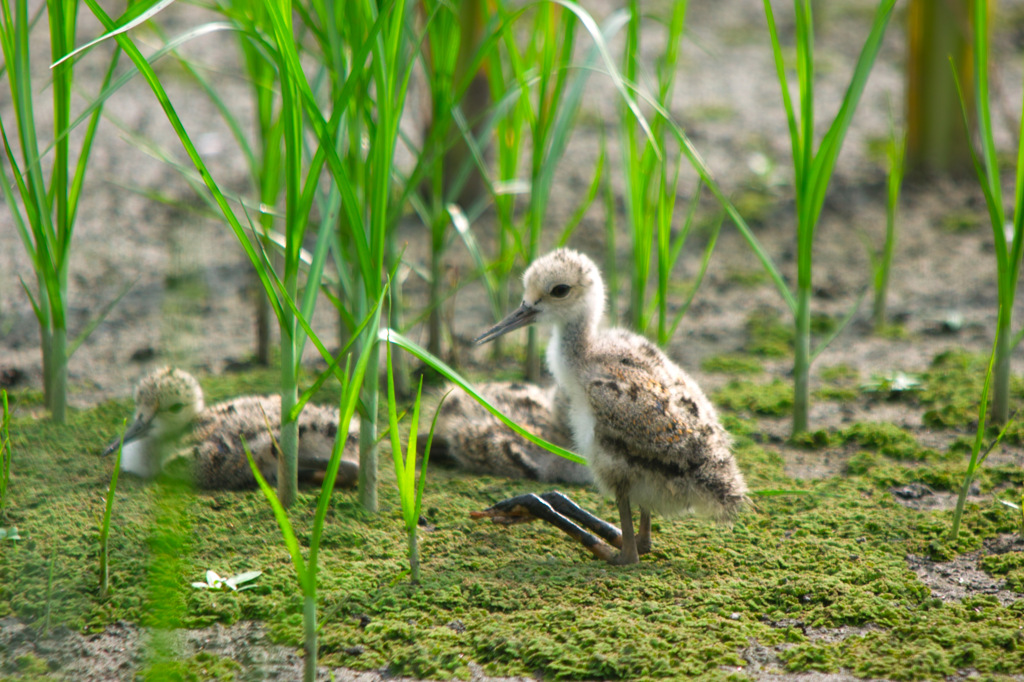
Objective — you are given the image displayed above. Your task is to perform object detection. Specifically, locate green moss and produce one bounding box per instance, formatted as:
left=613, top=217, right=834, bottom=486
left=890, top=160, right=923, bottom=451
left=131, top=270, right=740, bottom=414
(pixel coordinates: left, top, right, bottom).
left=911, top=466, right=967, bottom=492
left=701, top=354, right=764, bottom=375
left=137, top=653, right=242, bottom=681
left=942, top=209, right=985, bottom=233
left=4, top=368, right=1024, bottom=680
left=732, top=441, right=787, bottom=491
left=923, top=404, right=974, bottom=429
left=814, top=386, right=859, bottom=402
left=917, top=349, right=1024, bottom=432
left=4, top=388, right=45, bottom=410
left=790, top=429, right=838, bottom=449
left=810, top=313, right=837, bottom=336
left=723, top=268, right=770, bottom=288
left=814, top=364, right=860, bottom=402
left=780, top=642, right=837, bottom=672
left=820, top=364, right=858, bottom=382
left=840, top=422, right=933, bottom=461
left=13, top=653, right=51, bottom=677
left=721, top=413, right=759, bottom=438
left=715, top=379, right=793, bottom=417
left=846, top=451, right=883, bottom=476
left=980, top=551, right=1024, bottom=576
left=1005, top=570, right=1024, bottom=592
left=875, top=323, right=909, bottom=340
left=997, top=420, right=1024, bottom=447
left=731, top=187, right=777, bottom=226
left=744, top=309, right=792, bottom=357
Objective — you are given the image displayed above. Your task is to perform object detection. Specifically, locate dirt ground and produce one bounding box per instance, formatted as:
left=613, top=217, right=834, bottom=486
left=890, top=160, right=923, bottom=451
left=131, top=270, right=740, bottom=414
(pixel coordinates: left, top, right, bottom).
left=3, top=0, right=1024, bottom=679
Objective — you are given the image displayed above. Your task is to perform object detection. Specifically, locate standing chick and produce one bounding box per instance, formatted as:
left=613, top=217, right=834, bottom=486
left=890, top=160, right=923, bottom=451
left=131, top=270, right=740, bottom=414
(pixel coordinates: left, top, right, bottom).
left=474, top=249, right=747, bottom=564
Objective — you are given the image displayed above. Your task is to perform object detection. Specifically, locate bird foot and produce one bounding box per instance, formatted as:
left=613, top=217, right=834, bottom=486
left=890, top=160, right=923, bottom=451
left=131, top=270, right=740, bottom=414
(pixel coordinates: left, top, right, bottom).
left=608, top=550, right=640, bottom=566
left=469, top=502, right=538, bottom=526
left=636, top=538, right=652, bottom=555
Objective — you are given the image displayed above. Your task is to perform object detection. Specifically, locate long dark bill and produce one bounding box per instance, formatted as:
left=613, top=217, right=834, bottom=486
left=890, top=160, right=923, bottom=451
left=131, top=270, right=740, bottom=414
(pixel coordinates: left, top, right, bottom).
left=474, top=302, right=539, bottom=345
left=101, top=413, right=151, bottom=456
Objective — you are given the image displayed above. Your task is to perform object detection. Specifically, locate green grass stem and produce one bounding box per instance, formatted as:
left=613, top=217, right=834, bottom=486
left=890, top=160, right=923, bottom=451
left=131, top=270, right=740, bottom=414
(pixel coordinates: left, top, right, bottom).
left=601, top=130, right=619, bottom=326
left=0, top=0, right=119, bottom=422
left=298, top=0, right=415, bottom=512
left=482, top=2, right=636, bottom=380
left=621, top=0, right=683, bottom=337
left=948, top=326, right=1012, bottom=543
left=76, top=0, right=348, bottom=507
left=512, top=2, right=577, bottom=381
left=953, top=0, right=1024, bottom=424
left=210, top=0, right=284, bottom=366
left=871, top=119, right=905, bottom=331
left=414, top=0, right=480, bottom=358
left=386, top=336, right=446, bottom=584
left=762, top=0, right=896, bottom=434
left=905, top=0, right=972, bottom=177
left=245, top=290, right=382, bottom=682
left=484, top=6, right=528, bottom=359
left=616, top=2, right=721, bottom=347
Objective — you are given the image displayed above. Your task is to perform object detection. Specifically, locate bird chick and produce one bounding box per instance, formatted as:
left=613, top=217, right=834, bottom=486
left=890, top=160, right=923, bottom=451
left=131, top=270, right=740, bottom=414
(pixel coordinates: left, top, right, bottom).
left=474, top=249, right=748, bottom=564
left=102, top=367, right=358, bottom=489
left=429, top=381, right=591, bottom=484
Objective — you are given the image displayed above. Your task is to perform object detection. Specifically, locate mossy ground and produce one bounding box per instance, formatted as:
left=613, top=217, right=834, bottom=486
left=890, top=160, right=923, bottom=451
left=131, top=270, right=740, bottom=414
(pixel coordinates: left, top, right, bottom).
left=2, top=360, right=1024, bottom=681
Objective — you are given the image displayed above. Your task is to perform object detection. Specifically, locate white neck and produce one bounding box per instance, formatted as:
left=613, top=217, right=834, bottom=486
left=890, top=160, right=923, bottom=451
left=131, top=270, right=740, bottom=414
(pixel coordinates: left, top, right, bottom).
left=546, top=316, right=593, bottom=394
left=546, top=323, right=598, bottom=458
left=547, top=326, right=570, bottom=388
left=119, top=439, right=162, bottom=478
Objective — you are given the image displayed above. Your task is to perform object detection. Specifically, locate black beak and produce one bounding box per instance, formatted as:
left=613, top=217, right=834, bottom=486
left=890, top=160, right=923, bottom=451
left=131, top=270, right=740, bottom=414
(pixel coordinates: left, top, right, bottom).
left=475, top=302, right=540, bottom=345
left=102, top=414, right=151, bottom=456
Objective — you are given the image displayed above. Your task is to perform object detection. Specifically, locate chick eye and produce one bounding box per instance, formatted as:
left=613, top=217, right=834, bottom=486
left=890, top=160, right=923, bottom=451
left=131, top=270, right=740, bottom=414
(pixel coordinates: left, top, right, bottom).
left=167, top=403, right=186, bottom=414
left=550, top=284, right=571, bottom=298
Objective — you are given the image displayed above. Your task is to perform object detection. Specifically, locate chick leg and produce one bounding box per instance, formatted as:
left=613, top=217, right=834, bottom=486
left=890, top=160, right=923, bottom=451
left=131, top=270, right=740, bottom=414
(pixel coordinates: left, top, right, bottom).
left=637, top=508, right=652, bottom=555
left=473, top=491, right=623, bottom=544
left=609, top=495, right=639, bottom=565
left=538, top=491, right=623, bottom=546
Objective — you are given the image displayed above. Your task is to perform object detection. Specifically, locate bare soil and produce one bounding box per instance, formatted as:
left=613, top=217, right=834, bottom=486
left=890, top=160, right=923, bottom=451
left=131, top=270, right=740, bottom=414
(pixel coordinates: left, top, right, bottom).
left=3, top=0, right=1024, bottom=679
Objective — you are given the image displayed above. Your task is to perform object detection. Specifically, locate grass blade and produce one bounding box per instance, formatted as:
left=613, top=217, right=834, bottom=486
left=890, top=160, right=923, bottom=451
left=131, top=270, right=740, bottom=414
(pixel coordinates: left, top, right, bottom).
left=67, top=278, right=137, bottom=358
left=243, top=437, right=308, bottom=587
left=666, top=211, right=722, bottom=342
left=415, top=389, right=449, bottom=523
left=52, top=0, right=175, bottom=67
left=381, top=329, right=585, bottom=464
left=948, top=326, right=1001, bottom=543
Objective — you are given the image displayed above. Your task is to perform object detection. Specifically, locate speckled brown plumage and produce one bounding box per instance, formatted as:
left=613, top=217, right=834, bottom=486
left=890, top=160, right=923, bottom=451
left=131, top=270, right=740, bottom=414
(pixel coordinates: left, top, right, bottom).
left=474, top=248, right=748, bottom=564
left=189, top=395, right=357, bottom=489
left=573, top=327, right=744, bottom=523
left=430, top=382, right=591, bottom=484
left=104, top=367, right=358, bottom=489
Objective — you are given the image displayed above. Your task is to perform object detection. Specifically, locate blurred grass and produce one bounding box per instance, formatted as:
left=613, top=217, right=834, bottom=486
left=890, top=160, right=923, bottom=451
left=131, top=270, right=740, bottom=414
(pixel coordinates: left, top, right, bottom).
left=0, top=0, right=121, bottom=423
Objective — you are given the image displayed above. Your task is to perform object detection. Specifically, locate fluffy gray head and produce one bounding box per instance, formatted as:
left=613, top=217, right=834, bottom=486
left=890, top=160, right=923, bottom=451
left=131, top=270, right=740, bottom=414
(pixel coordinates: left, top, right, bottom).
left=476, top=249, right=606, bottom=344
left=131, top=367, right=204, bottom=437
